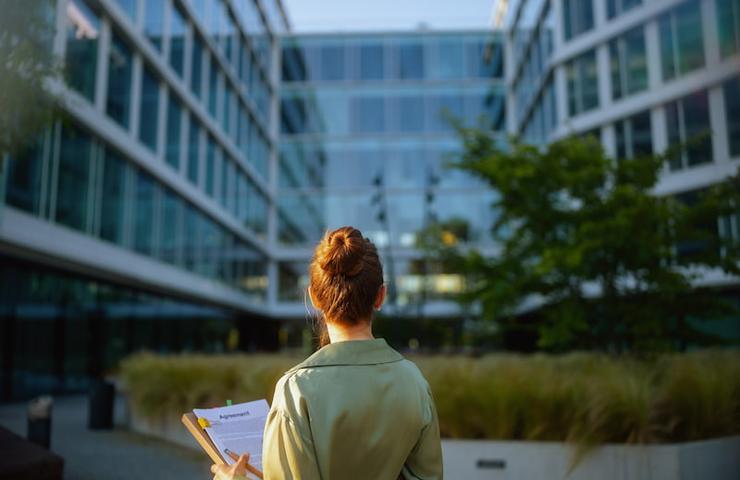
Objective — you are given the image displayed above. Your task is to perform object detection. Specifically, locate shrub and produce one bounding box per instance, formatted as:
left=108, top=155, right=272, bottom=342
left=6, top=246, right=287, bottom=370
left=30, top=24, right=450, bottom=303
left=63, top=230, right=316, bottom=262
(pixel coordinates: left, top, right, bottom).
left=119, top=349, right=740, bottom=445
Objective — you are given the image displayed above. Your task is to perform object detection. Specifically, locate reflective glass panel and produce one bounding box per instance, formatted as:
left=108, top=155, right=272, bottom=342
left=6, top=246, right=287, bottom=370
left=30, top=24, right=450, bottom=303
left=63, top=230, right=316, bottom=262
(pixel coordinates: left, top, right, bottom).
left=6, top=135, right=45, bottom=215
left=138, top=66, right=160, bottom=151
left=187, top=115, right=200, bottom=184
left=191, top=35, right=204, bottom=98
left=106, top=31, right=133, bottom=128
left=169, top=4, right=186, bottom=77
left=144, top=0, right=164, bottom=51
left=133, top=169, right=156, bottom=256
left=55, top=123, right=92, bottom=231
left=723, top=76, right=740, bottom=157
left=359, top=44, right=384, bottom=80
left=65, top=0, right=100, bottom=101
left=165, top=93, right=183, bottom=169
left=716, top=0, right=740, bottom=58
left=100, top=148, right=127, bottom=245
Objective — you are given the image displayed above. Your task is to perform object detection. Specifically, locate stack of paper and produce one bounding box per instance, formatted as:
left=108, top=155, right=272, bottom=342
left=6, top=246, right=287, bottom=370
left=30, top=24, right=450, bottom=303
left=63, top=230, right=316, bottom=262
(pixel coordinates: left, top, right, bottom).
left=193, top=399, right=270, bottom=472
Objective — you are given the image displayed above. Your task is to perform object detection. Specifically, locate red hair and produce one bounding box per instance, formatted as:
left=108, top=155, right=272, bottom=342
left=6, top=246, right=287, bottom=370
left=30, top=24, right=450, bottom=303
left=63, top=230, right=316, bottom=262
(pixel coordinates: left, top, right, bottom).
left=309, top=226, right=384, bottom=346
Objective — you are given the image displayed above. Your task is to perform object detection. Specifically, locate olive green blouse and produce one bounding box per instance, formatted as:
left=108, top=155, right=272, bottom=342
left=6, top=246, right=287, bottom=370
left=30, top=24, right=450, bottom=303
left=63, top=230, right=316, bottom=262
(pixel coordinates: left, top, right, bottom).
left=261, top=338, right=443, bottom=480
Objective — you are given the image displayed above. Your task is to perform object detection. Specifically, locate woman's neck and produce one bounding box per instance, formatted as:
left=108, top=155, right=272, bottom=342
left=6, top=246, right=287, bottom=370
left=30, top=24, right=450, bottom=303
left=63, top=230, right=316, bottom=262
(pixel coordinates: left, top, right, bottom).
left=326, top=319, right=374, bottom=343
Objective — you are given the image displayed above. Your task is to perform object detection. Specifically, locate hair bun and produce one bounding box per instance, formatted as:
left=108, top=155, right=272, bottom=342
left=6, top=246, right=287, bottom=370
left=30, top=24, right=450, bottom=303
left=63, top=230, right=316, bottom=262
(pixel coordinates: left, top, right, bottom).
left=318, top=227, right=366, bottom=277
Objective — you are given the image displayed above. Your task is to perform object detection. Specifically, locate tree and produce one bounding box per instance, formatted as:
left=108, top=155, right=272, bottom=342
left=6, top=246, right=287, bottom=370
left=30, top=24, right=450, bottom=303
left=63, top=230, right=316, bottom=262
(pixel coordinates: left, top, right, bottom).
left=0, top=0, right=62, bottom=218
left=428, top=127, right=740, bottom=352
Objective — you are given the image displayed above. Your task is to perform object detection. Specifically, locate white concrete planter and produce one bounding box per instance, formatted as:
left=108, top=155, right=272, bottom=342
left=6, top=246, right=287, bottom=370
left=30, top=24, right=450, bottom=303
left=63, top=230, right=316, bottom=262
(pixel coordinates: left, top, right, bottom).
left=127, top=408, right=740, bottom=480
left=442, top=437, right=740, bottom=480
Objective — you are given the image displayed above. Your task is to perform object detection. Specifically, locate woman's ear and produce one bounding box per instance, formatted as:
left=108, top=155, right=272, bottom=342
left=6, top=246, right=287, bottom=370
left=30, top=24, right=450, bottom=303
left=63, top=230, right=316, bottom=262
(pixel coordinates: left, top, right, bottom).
left=374, top=284, right=387, bottom=310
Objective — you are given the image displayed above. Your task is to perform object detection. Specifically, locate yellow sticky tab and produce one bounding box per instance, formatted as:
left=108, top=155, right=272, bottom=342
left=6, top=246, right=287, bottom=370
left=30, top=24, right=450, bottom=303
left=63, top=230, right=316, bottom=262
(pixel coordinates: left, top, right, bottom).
left=197, top=417, right=210, bottom=429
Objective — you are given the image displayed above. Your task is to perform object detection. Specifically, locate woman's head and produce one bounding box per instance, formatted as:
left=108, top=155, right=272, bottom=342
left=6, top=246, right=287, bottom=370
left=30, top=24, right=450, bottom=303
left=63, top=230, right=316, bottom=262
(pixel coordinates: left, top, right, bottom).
left=308, top=226, right=384, bottom=329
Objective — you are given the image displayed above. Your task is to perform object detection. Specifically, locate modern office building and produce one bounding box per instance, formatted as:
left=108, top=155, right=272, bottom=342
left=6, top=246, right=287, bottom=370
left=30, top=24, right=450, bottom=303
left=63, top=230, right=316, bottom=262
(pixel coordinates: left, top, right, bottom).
left=502, top=0, right=740, bottom=339
left=504, top=0, right=740, bottom=199
left=0, top=0, right=288, bottom=400
left=0, top=1, right=506, bottom=400
left=274, top=31, right=506, bottom=318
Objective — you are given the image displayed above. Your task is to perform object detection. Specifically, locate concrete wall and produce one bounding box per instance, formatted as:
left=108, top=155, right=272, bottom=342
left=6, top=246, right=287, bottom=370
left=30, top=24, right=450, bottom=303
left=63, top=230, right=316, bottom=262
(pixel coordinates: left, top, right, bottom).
left=442, top=437, right=740, bottom=480
left=128, top=408, right=740, bottom=479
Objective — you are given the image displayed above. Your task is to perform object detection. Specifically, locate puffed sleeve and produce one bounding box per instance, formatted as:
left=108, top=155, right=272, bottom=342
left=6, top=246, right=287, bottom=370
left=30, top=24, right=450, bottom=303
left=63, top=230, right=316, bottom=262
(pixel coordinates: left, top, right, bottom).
left=262, top=376, right=322, bottom=480
left=400, top=390, right=443, bottom=480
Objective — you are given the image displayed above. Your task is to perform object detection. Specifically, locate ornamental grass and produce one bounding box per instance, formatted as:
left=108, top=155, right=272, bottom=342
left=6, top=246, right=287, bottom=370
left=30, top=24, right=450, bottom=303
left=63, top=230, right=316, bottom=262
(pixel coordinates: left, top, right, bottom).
left=120, top=349, right=740, bottom=445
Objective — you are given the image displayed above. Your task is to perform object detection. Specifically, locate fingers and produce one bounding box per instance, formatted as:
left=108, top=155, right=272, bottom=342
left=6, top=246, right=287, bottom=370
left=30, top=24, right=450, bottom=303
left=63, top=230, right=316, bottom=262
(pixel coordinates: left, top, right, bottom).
left=235, top=453, right=250, bottom=469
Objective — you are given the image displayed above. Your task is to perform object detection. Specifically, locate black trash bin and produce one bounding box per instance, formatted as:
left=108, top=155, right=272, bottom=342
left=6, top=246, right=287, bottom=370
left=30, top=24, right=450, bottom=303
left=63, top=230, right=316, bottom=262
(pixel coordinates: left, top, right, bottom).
left=27, top=395, right=53, bottom=448
left=88, top=380, right=115, bottom=430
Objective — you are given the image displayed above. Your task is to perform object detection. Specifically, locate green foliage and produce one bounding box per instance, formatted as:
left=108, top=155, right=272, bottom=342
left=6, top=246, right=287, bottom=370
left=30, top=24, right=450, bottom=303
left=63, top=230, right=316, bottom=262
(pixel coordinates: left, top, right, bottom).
left=0, top=0, right=61, bottom=159
left=430, top=127, right=740, bottom=351
left=119, top=353, right=301, bottom=420
left=120, top=351, right=740, bottom=445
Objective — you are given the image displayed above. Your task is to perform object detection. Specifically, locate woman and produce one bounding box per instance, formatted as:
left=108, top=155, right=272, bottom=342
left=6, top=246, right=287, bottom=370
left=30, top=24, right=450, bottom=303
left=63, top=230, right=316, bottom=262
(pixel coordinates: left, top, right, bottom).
left=212, top=226, right=443, bottom=480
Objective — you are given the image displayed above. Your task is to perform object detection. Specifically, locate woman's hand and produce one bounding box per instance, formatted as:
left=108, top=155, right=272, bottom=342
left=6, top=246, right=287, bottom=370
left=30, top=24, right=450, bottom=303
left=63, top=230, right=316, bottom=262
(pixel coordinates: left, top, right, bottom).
left=211, top=452, right=264, bottom=480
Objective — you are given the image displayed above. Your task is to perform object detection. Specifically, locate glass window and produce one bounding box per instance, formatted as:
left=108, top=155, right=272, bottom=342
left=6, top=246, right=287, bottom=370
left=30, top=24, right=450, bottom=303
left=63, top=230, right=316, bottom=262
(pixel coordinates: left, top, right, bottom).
left=563, top=0, right=594, bottom=41
left=717, top=0, right=740, bottom=59
left=187, top=114, right=200, bottom=184
left=208, top=58, right=219, bottom=119
left=430, top=95, right=464, bottom=132
left=281, top=45, right=307, bottom=83
left=566, top=49, right=599, bottom=117
left=399, top=43, right=424, bottom=79
left=65, top=0, right=100, bottom=101
left=6, top=135, right=45, bottom=215
left=659, top=0, right=705, bottom=82
left=55, top=123, right=92, bottom=231
left=466, top=39, right=503, bottom=78
left=100, top=148, right=127, bottom=245
left=138, top=65, right=160, bottom=152
left=359, top=44, right=384, bottom=80
left=143, top=0, right=164, bottom=51
left=165, top=93, right=183, bottom=169
left=666, top=90, right=712, bottom=171
left=106, top=31, right=133, bottom=128
left=350, top=97, right=385, bottom=133
left=724, top=76, right=740, bottom=157
left=610, top=26, right=647, bottom=100
left=169, top=4, right=186, bottom=77
left=435, top=37, right=463, bottom=79
left=159, top=189, right=182, bottom=266
left=191, top=35, right=204, bottom=98
left=183, top=204, right=200, bottom=271
left=607, top=0, right=641, bottom=19
left=615, top=110, right=652, bottom=160
left=113, top=0, right=136, bottom=21
left=398, top=96, right=425, bottom=132
left=222, top=85, right=232, bottom=136
left=206, top=136, right=217, bottom=197
left=320, top=45, right=344, bottom=81
left=133, top=169, right=156, bottom=256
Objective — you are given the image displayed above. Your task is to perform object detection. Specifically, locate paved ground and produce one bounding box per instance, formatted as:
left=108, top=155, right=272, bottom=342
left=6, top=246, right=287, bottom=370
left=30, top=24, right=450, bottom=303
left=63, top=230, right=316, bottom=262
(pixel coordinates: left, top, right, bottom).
left=0, top=395, right=212, bottom=480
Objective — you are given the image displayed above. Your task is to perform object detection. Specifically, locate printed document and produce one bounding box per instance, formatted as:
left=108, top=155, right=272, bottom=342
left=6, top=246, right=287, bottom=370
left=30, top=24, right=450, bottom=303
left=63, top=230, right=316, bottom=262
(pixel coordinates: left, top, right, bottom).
left=193, top=399, right=269, bottom=472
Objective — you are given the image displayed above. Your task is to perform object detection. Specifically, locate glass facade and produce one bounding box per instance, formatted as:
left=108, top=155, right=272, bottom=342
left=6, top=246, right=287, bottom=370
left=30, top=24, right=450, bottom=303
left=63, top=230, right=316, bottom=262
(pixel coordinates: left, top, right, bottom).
left=724, top=76, right=740, bottom=158
left=278, top=32, right=504, bottom=307
left=107, top=31, right=134, bottom=128
left=717, top=0, right=740, bottom=59
left=607, top=0, right=641, bottom=19
left=610, top=26, right=647, bottom=101
left=566, top=49, right=599, bottom=117
left=659, top=0, right=705, bottom=82
left=666, top=90, right=713, bottom=171
left=563, top=0, right=594, bottom=41
left=615, top=110, right=652, bottom=160
left=138, top=65, right=160, bottom=152
left=0, top=256, right=276, bottom=400
left=65, top=0, right=99, bottom=101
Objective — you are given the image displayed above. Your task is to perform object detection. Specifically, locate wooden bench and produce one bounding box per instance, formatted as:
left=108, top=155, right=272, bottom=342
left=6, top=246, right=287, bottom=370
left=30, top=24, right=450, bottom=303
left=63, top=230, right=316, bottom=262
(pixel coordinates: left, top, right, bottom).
left=0, top=426, right=63, bottom=480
